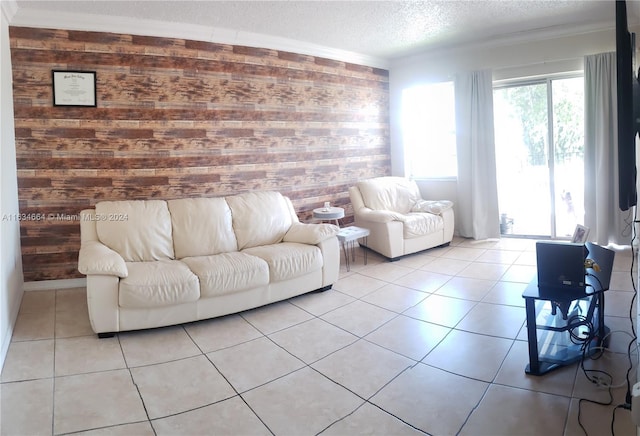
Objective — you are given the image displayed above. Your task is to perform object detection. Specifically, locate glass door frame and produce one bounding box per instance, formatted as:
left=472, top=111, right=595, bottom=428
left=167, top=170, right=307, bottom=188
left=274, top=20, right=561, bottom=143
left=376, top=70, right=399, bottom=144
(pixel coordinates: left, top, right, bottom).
left=493, top=72, right=584, bottom=239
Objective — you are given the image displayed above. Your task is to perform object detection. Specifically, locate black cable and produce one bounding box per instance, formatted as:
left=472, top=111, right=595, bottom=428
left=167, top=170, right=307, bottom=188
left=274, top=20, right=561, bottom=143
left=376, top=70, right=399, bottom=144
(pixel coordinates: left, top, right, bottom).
left=609, top=204, right=638, bottom=433
left=567, top=314, right=593, bottom=345
left=577, top=321, right=615, bottom=435
left=577, top=207, right=639, bottom=434
left=621, top=208, right=635, bottom=238
left=611, top=404, right=630, bottom=435
left=585, top=273, right=604, bottom=295
left=622, top=211, right=637, bottom=408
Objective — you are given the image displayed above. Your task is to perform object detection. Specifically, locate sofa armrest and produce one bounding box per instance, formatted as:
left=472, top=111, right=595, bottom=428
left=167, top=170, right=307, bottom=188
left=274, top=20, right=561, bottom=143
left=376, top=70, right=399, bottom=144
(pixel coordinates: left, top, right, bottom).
left=355, top=207, right=406, bottom=223
left=78, top=240, right=128, bottom=278
left=284, top=222, right=339, bottom=244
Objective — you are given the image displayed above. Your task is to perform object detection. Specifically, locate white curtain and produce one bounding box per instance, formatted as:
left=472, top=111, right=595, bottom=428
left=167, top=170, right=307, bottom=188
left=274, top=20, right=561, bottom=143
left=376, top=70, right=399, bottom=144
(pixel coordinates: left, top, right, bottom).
left=584, top=52, right=631, bottom=246
left=454, top=70, right=500, bottom=239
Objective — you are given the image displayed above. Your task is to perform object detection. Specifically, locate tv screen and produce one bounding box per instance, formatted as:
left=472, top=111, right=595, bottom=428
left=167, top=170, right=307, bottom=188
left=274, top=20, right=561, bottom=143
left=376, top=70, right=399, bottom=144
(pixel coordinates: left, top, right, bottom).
left=617, top=0, right=639, bottom=211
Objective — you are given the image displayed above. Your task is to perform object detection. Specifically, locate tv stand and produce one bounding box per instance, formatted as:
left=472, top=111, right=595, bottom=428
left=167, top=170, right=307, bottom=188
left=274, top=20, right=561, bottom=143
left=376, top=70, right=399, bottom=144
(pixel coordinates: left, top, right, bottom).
left=522, top=242, right=614, bottom=376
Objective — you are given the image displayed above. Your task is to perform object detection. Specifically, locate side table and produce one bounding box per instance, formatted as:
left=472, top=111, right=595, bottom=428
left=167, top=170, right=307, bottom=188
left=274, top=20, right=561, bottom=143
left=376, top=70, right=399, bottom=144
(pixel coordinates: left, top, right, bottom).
left=337, top=226, right=370, bottom=271
left=313, top=207, right=344, bottom=226
left=523, top=242, right=614, bottom=376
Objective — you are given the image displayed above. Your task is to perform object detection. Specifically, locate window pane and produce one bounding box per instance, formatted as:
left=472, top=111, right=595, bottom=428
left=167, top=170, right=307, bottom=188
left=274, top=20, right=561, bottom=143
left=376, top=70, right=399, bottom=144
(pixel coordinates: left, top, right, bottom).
left=552, top=77, right=584, bottom=237
left=494, top=83, right=551, bottom=236
left=402, top=82, right=457, bottom=178
left=494, top=76, right=584, bottom=238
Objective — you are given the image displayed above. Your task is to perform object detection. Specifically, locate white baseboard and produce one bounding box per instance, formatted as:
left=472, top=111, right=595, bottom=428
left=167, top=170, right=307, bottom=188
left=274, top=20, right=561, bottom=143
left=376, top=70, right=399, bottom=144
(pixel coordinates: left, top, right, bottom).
left=0, top=287, right=23, bottom=374
left=23, top=278, right=86, bottom=291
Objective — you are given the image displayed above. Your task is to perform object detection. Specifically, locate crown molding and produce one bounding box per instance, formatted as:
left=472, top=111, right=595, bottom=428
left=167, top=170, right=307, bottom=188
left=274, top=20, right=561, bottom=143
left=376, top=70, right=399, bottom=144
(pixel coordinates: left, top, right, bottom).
left=8, top=6, right=389, bottom=69
left=391, top=19, right=614, bottom=67
left=1, top=0, right=18, bottom=22
left=628, top=0, right=640, bottom=24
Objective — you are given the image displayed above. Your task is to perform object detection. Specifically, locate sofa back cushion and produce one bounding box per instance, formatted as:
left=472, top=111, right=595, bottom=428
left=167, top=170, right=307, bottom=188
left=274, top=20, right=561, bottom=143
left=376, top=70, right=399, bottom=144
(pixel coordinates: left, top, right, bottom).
left=95, top=200, right=174, bottom=262
left=357, top=177, right=422, bottom=214
left=226, top=191, right=294, bottom=250
left=168, top=197, right=238, bottom=258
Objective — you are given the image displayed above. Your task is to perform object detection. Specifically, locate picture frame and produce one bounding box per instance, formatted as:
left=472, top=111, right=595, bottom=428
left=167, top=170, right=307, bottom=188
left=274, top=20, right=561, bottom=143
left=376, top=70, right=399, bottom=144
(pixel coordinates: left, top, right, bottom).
left=52, top=70, right=97, bottom=107
left=571, top=224, right=590, bottom=244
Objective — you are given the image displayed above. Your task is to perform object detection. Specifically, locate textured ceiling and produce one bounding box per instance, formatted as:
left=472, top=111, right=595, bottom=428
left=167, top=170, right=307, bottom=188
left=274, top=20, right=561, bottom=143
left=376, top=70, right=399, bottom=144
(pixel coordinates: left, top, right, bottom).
left=11, top=1, right=632, bottom=60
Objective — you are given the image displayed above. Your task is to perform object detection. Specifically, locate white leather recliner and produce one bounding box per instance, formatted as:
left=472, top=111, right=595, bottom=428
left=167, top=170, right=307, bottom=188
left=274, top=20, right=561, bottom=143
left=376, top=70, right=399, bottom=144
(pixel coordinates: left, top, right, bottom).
left=349, top=177, right=454, bottom=260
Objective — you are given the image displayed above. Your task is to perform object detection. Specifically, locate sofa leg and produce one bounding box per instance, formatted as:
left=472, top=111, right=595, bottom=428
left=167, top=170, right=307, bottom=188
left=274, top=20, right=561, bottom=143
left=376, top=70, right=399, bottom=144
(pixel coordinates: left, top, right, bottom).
left=312, top=285, right=332, bottom=293
left=97, top=332, right=116, bottom=339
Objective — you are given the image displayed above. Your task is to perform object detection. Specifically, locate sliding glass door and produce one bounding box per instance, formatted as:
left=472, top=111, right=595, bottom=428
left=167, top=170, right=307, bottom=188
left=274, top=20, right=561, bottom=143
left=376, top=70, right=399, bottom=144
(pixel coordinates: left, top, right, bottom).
left=493, top=76, right=584, bottom=238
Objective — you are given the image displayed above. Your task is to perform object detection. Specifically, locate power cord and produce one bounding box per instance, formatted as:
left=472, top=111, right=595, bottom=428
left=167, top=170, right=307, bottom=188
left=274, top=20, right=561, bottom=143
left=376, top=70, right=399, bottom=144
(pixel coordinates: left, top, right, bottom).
left=576, top=327, right=639, bottom=435
left=588, top=329, right=640, bottom=389
left=621, top=207, right=638, bottom=410
left=598, top=206, right=639, bottom=434
left=577, top=320, right=615, bottom=436
left=579, top=207, right=639, bottom=434
left=574, top=270, right=637, bottom=435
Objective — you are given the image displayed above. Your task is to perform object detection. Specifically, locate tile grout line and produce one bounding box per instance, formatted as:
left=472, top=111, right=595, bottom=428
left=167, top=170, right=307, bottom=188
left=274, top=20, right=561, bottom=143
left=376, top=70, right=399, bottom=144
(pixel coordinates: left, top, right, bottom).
left=3, top=240, right=638, bottom=434
left=184, top=322, right=277, bottom=436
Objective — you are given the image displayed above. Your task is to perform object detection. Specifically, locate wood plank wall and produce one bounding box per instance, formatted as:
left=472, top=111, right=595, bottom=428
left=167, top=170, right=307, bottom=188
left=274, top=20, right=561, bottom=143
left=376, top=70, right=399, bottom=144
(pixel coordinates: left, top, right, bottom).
left=9, top=27, right=390, bottom=282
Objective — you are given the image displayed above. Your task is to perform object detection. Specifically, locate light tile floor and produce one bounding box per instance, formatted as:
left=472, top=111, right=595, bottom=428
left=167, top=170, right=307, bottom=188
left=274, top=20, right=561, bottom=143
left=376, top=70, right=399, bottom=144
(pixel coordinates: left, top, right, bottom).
left=1, top=237, right=638, bottom=435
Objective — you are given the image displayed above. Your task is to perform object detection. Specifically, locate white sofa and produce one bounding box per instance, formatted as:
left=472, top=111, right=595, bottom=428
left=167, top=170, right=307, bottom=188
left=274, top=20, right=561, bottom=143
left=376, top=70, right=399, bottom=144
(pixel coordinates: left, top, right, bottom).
left=78, top=191, right=340, bottom=337
left=349, top=177, right=455, bottom=260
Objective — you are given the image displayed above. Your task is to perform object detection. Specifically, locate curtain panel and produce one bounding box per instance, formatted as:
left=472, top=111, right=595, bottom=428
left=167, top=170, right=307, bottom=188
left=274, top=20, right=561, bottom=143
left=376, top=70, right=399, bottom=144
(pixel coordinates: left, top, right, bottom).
left=454, top=70, right=500, bottom=240
left=584, top=52, right=632, bottom=246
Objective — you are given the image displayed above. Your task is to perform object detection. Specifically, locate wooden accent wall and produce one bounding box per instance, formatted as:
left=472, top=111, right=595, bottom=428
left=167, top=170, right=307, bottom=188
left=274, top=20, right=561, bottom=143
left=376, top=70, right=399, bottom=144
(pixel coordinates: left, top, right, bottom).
left=9, top=27, right=390, bottom=282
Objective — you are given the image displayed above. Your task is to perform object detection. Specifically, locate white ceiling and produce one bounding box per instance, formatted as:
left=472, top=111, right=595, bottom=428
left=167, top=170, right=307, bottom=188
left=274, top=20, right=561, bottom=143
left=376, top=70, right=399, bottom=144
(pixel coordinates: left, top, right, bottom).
left=9, top=0, right=639, bottom=64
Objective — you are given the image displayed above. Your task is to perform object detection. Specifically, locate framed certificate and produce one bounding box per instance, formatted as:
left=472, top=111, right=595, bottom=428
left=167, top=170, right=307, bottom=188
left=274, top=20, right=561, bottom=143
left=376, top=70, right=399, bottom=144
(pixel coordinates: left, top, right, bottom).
left=52, top=70, right=97, bottom=107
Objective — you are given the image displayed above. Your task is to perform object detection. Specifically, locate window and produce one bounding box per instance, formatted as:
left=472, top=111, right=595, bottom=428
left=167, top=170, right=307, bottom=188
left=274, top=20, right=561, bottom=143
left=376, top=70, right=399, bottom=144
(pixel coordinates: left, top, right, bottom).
left=401, top=82, right=457, bottom=178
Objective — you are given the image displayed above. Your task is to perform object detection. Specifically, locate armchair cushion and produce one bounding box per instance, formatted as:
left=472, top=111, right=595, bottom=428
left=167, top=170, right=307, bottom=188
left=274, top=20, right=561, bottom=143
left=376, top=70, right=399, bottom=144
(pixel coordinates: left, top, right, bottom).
left=399, top=213, right=445, bottom=238
left=356, top=177, right=421, bottom=213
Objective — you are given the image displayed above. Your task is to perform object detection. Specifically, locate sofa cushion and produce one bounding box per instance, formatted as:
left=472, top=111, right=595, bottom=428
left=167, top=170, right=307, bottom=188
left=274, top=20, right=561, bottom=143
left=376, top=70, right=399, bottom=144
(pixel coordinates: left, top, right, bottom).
left=357, top=177, right=422, bottom=214
left=243, top=242, right=322, bottom=282
left=168, top=198, right=238, bottom=258
left=226, top=191, right=294, bottom=250
left=96, top=200, right=174, bottom=262
left=398, top=213, right=444, bottom=238
left=182, top=252, right=269, bottom=297
left=119, top=260, right=200, bottom=308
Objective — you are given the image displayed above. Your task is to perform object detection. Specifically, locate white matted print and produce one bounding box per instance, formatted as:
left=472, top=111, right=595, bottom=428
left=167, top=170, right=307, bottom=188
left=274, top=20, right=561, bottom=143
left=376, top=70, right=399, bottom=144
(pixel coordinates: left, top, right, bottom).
left=571, top=224, right=590, bottom=244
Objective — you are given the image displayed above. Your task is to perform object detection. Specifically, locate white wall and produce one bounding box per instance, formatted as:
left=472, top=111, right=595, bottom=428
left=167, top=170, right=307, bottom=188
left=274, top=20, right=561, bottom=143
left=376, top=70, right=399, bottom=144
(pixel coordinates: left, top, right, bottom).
left=388, top=26, right=625, bottom=212
left=0, top=3, right=25, bottom=371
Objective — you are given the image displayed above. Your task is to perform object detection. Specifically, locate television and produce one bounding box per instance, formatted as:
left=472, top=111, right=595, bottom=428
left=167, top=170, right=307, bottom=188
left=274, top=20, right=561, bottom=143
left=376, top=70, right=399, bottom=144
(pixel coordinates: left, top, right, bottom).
left=616, top=0, right=640, bottom=211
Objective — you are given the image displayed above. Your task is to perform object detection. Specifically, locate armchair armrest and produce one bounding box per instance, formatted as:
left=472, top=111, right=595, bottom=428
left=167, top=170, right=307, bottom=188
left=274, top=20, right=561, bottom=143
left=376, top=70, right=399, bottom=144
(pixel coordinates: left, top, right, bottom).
left=355, top=207, right=406, bottom=223
left=78, top=240, right=128, bottom=278
left=411, top=199, right=454, bottom=215
left=284, top=222, right=339, bottom=244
